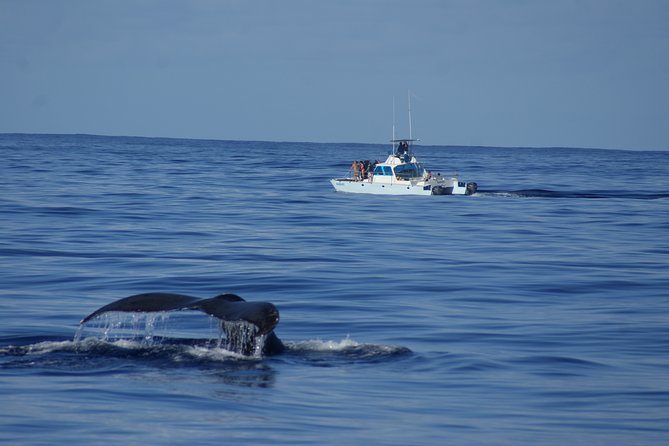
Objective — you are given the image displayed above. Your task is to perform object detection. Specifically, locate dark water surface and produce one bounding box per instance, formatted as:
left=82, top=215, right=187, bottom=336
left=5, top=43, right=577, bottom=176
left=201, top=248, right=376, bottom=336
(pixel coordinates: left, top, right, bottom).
left=1, top=134, right=668, bottom=445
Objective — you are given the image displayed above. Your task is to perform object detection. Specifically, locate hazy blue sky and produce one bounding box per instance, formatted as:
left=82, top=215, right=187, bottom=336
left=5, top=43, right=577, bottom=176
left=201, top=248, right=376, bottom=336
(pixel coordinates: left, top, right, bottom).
left=1, top=0, right=668, bottom=149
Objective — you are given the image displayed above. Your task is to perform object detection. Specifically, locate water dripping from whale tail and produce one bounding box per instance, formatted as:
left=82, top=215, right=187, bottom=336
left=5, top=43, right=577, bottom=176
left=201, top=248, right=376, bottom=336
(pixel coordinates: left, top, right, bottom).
left=220, top=320, right=266, bottom=358
left=74, top=312, right=172, bottom=347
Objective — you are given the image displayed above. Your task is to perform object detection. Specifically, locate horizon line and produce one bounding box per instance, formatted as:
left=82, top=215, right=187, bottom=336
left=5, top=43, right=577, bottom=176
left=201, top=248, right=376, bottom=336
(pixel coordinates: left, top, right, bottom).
left=1, top=132, right=666, bottom=152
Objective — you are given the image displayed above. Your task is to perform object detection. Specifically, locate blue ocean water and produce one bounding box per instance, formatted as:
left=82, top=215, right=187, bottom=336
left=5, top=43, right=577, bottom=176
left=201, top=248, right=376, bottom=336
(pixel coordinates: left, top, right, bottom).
left=1, top=133, right=668, bottom=445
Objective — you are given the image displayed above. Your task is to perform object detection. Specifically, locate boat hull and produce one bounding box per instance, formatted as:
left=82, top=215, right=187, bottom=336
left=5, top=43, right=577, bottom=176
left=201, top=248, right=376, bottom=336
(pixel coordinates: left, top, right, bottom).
left=330, top=178, right=476, bottom=196
left=331, top=179, right=432, bottom=195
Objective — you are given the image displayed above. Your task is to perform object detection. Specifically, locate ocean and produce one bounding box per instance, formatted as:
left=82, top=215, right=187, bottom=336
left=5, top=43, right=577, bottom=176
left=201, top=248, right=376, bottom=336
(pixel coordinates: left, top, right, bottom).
left=1, top=133, right=668, bottom=445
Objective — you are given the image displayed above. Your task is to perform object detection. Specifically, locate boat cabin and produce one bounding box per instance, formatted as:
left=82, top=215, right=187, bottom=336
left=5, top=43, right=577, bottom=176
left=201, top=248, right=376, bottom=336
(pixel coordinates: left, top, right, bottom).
left=368, top=140, right=428, bottom=183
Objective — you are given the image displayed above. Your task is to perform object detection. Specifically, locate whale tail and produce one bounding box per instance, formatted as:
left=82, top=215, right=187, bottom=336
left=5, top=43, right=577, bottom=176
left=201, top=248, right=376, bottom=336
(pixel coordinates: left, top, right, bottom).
left=79, top=292, right=284, bottom=355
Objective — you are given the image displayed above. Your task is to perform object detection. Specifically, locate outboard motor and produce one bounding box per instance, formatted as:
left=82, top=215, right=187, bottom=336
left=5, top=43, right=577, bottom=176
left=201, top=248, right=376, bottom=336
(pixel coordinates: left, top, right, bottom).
left=466, top=182, right=478, bottom=195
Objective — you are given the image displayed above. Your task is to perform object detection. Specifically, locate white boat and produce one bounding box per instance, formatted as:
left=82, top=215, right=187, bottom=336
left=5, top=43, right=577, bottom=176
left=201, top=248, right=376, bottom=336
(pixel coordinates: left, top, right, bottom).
left=330, top=95, right=477, bottom=196
left=330, top=140, right=477, bottom=196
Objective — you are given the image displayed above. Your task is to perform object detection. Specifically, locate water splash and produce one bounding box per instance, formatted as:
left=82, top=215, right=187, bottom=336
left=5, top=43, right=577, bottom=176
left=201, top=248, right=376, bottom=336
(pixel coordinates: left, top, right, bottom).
left=75, top=312, right=266, bottom=357
left=73, top=325, right=84, bottom=344
left=221, top=320, right=266, bottom=358
left=76, top=312, right=170, bottom=346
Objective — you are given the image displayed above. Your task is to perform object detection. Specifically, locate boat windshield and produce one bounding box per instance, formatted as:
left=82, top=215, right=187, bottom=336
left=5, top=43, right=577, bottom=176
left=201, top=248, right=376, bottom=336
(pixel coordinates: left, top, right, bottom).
left=394, top=163, right=424, bottom=179
left=373, top=165, right=393, bottom=176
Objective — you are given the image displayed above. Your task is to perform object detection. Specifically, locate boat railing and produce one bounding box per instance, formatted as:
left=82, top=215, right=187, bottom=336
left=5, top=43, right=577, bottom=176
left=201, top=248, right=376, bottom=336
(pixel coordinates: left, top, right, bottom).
left=344, top=165, right=375, bottom=181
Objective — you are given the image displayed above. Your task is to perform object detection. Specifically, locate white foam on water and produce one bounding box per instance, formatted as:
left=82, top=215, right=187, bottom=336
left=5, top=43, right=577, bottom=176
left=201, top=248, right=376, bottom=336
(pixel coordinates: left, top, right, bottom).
left=181, top=345, right=252, bottom=361
left=288, top=336, right=360, bottom=351
left=285, top=336, right=411, bottom=358
left=17, top=340, right=75, bottom=355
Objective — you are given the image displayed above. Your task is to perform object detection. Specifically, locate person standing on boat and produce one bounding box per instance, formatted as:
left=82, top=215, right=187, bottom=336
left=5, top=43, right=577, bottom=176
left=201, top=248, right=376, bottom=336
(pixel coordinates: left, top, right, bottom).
left=352, top=160, right=360, bottom=180
left=398, top=141, right=408, bottom=155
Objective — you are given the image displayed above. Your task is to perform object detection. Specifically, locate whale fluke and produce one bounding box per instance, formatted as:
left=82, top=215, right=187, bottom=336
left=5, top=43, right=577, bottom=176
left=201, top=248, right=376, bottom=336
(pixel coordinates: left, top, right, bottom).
left=80, top=292, right=284, bottom=355
left=80, top=293, right=201, bottom=324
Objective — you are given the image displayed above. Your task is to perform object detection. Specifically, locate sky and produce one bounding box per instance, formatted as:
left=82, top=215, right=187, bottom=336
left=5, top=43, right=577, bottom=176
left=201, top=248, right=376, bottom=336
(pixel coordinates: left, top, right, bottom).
left=1, top=0, right=668, bottom=149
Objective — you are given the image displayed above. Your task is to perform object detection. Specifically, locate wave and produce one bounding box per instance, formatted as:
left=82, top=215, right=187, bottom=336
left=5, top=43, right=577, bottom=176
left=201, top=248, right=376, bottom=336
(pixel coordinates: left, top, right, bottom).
left=284, top=337, right=411, bottom=363
left=476, top=189, right=669, bottom=199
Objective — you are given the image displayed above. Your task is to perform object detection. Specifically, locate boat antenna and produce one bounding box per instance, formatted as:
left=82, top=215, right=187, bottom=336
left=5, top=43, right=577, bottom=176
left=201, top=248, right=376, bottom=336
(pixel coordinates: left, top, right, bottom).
left=408, top=89, right=413, bottom=142
left=392, top=96, right=396, bottom=154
